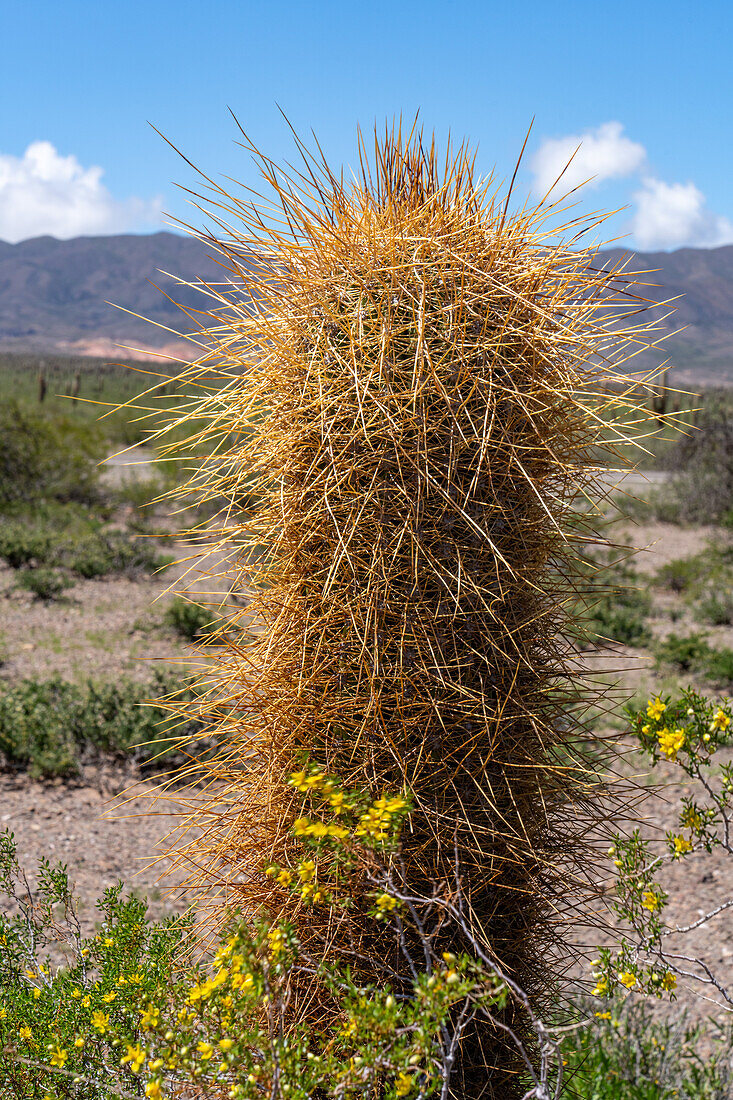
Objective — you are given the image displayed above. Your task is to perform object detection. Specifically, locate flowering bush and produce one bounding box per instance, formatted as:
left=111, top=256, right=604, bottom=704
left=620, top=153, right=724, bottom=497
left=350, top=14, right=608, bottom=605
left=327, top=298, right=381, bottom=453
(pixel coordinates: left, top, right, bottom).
left=1, top=771, right=567, bottom=1099
left=591, top=688, right=733, bottom=1009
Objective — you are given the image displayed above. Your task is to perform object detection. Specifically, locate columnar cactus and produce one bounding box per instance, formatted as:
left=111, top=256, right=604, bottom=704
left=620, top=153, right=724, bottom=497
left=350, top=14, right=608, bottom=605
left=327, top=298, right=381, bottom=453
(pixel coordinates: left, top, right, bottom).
left=160, top=125, right=659, bottom=1097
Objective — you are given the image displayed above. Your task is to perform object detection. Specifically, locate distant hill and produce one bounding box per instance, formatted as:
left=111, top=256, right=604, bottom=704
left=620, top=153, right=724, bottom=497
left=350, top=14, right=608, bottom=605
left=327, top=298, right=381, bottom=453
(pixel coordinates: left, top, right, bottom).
left=594, top=245, right=733, bottom=387
left=1, top=231, right=732, bottom=385
left=0, top=232, right=245, bottom=360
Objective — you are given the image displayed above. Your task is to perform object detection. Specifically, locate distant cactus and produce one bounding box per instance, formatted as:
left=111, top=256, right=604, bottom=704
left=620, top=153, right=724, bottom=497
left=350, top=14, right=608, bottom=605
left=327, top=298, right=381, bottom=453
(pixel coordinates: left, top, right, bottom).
left=651, top=367, right=670, bottom=427
left=156, top=125, right=662, bottom=1096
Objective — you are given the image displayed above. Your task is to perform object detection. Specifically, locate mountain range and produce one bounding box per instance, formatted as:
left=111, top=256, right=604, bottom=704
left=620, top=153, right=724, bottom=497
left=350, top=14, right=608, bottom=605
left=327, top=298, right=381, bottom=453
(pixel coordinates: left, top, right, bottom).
left=1, top=231, right=732, bottom=386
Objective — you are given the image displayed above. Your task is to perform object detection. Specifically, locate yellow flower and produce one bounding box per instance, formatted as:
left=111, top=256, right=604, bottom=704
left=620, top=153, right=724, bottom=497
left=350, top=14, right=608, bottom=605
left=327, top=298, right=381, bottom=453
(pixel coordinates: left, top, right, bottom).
left=102, top=990, right=116, bottom=1003
left=276, top=869, right=293, bottom=887
left=591, top=977, right=608, bottom=997
left=103, top=937, right=114, bottom=947
left=19, top=1026, right=32, bottom=1041
left=711, top=708, right=731, bottom=731
left=647, top=697, right=667, bottom=721
left=595, top=1011, right=612, bottom=1020
left=140, top=1005, right=160, bottom=1029
left=33, top=988, right=41, bottom=1000
left=375, top=893, right=398, bottom=913
left=329, top=791, right=345, bottom=813
left=188, top=979, right=215, bottom=1003
left=681, top=806, right=702, bottom=829
left=82, top=995, right=91, bottom=1007
left=219, top=1038, right=234, bottom=1051
left=231, top=972, right=254, bottom=991
left=642, top=891, right=661, bottom=912
left=91, top=1010, right=110, bottom=1034
left=292, top=817, right=311, bottom=836
left=74, top=1036, right=85, bottom=1049
left=197, top=1041, right=214, bottom=1061
left=50, top=1046, right=68, bottom=1068
left=268, top=927, right=286, bottom=959
left=396, top=1072, right=414, bottom=1096
left=672, top=834, right=693, bottom=856
left=298, top=859, right=316, bottom=881
left=145, top=1083, right=163, bottom=1100
left=661, top=972, right=677, bottom=991
left=0, top=1009, right=6, bottom=1020
left=71, top=987, right=82, bottom=999
left=619, top=971, right=637, bottom=989
left=658, top=726, right=685, bottom=760
left=122, top=1043, right=146, bottom=1073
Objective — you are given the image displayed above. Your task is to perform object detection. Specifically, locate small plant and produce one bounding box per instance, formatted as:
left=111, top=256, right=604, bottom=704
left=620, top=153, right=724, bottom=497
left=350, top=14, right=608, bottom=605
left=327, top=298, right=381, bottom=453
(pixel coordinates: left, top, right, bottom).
left=590, top=688, right=733, bottom=1009
left=0, top=399, right=104, bottom=506
left=63, top=531, right=172, bottom=579
left=565, top=998, right=733, bottom=1099
left=697, top=590, right=733, bottom=626
left=15, top=566, right=71, bottom=602
left=0, top=672, right=210, bottom=778
left=0, top=523, right=51, bottom=569
left=664, top=389, right=733, bottom=524
left=656, top=556, right=705, bottom=594
left=656, top=632, right=733, bottom=688
left=0, top=776, right=568, bottom=1100
left=574, top=551, right=652, bottom=650
left=164, top=596, right=216, bottom=641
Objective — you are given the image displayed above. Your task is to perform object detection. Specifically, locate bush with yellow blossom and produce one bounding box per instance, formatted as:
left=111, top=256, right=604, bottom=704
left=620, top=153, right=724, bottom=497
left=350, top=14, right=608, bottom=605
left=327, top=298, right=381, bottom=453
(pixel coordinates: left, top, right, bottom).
left=589, top=688, right=733, bottom=1010
left=3, top=774, right=573, bottom=1099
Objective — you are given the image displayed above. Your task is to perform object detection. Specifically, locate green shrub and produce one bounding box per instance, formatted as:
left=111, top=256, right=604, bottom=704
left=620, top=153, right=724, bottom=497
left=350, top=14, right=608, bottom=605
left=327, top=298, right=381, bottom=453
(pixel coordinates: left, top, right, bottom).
left=655, top=631, right=711, bottom=672
left=655, top=632, right=733, bottom=689
left=164, top=596, right=216, bottom=640
left=63, top=530, right=172, bottom=579
left=0, top=399, right=104, bottom=506
left=664, top=390, right=733, bottom=524
left=0, top=504, right=171, bottom=581
left=703, top=647, right=733, bottom=689
left=564, top=1000, right=732, bottom=1099
left=0, top=522, right=51, bottom=569
left=655, top=556, right=704, bottom=594
left=697, top=590, right=733, bottom=626
left=0, top=673, right=210, bottom=778
left=15, top=566, right=72, bottom=602
left=574, top=552, right=652, bottom=649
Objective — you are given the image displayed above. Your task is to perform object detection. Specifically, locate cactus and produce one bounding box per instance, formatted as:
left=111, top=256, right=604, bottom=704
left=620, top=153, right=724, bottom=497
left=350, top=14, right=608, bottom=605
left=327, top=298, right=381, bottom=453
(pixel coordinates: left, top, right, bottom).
left=156, top=125, right=660, bottom=1096
left=651, top=367, right=670, bottom=428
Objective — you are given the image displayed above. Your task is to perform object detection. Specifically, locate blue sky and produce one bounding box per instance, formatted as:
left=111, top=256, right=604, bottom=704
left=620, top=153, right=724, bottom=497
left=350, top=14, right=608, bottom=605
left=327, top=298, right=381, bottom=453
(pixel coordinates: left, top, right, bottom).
left=2, top=0, right=731, bottom=250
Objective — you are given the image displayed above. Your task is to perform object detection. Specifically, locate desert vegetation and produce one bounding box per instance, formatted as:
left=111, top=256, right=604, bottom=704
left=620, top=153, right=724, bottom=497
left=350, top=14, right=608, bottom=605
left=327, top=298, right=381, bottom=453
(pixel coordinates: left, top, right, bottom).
left=1, top=128, right=733, bottom=1100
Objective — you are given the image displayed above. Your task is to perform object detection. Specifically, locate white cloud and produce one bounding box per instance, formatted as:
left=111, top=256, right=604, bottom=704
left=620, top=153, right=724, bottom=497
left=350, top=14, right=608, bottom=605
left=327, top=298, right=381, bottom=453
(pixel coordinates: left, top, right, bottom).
left=631, top=176, right=733, bottom=250
left=0, top=141, right=163, bottom=242
left=530, top=121, right=646, bottom=202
